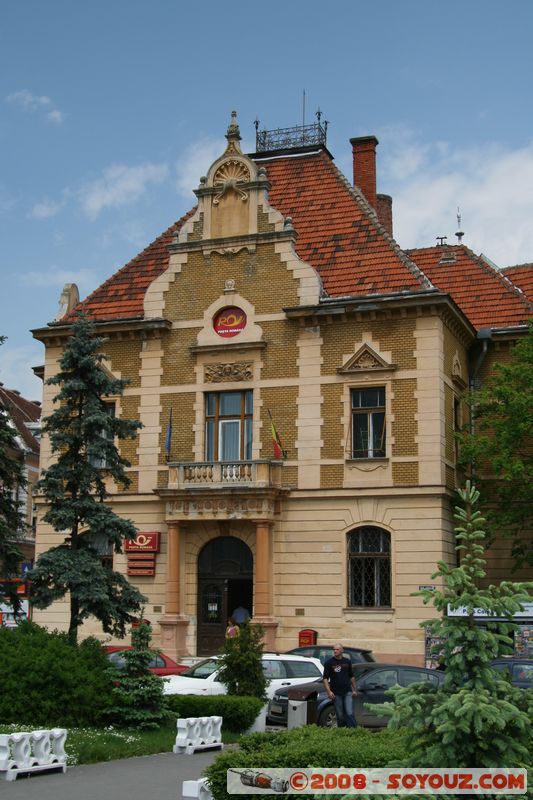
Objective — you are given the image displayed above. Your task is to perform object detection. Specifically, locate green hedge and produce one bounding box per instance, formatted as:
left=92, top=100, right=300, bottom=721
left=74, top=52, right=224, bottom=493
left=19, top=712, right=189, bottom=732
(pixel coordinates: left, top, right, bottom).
left=0, top=622, right=115, bottom=727
left=164, top=694, right=263, bottom=733
left=205, top=725, right=408, bottom=800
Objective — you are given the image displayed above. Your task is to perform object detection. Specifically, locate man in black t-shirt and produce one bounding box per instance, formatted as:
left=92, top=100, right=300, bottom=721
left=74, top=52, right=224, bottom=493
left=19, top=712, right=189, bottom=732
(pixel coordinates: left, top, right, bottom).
left=322, top=643, right=357, bottom=727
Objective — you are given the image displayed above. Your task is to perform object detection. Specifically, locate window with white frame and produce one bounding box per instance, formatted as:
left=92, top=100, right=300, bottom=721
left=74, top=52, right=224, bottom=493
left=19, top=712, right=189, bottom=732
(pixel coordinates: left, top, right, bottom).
left=88, top=402, right=115, bottom=468
left=205, top=391, right=252, bottom=461
left=350, top=387, right=385, bottom=458
left=348, top=526, right=391, bottom=608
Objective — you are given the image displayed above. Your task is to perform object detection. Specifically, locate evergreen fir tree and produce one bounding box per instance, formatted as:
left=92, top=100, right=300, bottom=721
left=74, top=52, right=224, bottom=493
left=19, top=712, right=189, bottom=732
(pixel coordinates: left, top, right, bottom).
left=29, top=316, right=145, bottom=643
left=378, top=482, right=533, bottom=768
left=217, top=622, right=268, bottom=700
left=0, top=336, right=25, bottom=613
left=105, top=620, right=167, bottom=730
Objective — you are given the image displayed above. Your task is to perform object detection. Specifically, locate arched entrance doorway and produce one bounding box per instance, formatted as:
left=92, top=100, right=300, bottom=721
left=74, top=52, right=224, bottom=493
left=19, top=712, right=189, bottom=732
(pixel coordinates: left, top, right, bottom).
left=197, top=536, right=253, bottom=655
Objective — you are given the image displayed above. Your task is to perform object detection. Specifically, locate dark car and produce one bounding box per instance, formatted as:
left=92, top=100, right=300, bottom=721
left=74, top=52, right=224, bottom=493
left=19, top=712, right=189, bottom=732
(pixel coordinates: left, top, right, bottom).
left=285, top=645, right=375, bottom=666
left=104, top=645, right=188, bottom=676
left=490, top=658, right=533, bottom=688
left=267, top=662, right=444, bottom=728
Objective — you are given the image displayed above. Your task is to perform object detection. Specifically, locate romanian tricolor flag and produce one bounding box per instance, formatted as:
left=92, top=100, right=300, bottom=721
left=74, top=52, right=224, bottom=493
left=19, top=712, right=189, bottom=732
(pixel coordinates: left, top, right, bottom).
left=268, top=410, right=287, bottom=460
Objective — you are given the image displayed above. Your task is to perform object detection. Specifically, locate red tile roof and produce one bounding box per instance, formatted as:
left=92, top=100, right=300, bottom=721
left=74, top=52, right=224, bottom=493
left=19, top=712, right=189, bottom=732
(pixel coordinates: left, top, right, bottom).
left=66, top=147, right=531, bottom=332
left=406, top=246, right=532, bottom=328
left=0, top=385, right=41, bottom=453
left=501, top=263, right=533, bottom=303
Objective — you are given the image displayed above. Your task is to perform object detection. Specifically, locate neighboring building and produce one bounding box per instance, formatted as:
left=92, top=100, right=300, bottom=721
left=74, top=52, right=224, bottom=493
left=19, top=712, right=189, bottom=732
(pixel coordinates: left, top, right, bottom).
left=501, top=263, right=533, bottom=303
left=0, top=384, right=41, bottom=623
left=32, top=114, right=532, bottom=662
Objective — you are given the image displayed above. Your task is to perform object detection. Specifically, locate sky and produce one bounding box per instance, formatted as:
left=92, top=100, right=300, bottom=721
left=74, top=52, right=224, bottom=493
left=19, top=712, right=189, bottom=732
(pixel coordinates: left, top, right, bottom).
left=2, top=0, right=533, bottom=399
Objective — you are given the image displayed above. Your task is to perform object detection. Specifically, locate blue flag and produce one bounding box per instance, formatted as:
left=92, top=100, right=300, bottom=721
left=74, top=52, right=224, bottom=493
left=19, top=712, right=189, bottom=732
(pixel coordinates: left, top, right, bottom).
left=165, top=408, right=173, bottom=458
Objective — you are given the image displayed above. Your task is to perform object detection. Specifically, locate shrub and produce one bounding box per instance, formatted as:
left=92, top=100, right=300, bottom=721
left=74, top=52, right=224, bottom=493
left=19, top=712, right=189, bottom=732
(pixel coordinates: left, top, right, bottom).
left=216, top=622, right=267, bottom=699
left=205, top=726, right=408, bottom=800
left=0, top=621, right=114, bottom=726
left=105, top=622, right=167, bottom=730
left=164, top=695, right=263, bottom=733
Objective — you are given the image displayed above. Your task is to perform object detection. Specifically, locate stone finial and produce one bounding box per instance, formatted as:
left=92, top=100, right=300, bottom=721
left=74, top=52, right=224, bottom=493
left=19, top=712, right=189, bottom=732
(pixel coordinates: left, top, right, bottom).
left=224, top=110, right=242, bottom=155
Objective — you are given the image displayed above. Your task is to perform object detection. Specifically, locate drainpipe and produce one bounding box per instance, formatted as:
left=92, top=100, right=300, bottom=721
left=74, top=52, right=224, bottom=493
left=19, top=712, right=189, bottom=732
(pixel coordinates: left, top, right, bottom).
left=467, top=328, right=492, bottom=479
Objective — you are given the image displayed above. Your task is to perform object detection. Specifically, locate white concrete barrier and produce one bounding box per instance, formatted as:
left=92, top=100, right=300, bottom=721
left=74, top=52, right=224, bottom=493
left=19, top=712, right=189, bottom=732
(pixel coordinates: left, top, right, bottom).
left=182, top=777, right=214, bottom=800
left=0, top=729, right=67, bottom=781
left=173, top=716, right=223, bottom=755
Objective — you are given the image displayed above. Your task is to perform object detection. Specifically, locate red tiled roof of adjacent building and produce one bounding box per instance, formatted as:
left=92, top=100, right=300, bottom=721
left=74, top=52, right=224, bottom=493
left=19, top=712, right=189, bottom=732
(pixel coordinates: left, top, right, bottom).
left=501, top=263, right=533, bottom=303
left=406, top=246, right=533, bottom=329
left=0, top=385, right=40, bottom=453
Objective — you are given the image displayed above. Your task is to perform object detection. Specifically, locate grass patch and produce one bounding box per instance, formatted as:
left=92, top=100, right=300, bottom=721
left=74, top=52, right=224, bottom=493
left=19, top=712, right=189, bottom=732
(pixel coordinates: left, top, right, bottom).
left=0, top=720, right=241, bottom=765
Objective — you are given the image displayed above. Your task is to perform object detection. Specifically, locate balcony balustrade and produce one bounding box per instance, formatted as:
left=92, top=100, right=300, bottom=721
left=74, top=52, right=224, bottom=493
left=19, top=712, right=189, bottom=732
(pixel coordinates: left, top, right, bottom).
left=168, top=460, right=282, bottom=490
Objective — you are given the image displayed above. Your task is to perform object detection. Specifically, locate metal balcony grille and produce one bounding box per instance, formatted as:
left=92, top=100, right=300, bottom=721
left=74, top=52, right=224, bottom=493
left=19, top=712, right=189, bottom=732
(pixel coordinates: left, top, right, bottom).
left=255, top=119, right=328, bottom=153
left=348, top=527, right=391, bottom=607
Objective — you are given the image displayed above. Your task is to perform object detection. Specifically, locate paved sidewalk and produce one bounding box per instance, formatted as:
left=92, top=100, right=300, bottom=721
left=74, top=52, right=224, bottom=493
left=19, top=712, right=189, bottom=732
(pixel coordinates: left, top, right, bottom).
left=1, top=749, right=221, bottom=800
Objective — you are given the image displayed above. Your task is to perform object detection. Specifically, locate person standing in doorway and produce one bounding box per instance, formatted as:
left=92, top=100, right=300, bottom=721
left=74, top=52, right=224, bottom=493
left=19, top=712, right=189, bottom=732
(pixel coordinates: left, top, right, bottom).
left=323, top=643, right=357, bottom=727
left=232, top=605, right=250, bottom=625
left=225, top=616, right=240, bottom=638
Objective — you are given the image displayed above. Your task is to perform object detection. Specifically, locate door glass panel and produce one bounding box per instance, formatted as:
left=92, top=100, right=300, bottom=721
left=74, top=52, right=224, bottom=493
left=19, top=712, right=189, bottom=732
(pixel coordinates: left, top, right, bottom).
left=202, top=584, right=222, bottom=624
left=287, top=661, right=322, bottom=678
left=244, top=418, right=252, bottom=459
left=262, top=660, right=287, bottom=679
left=220, top=419, right=240, bottom=460
left=205, top=419, right=215, bottom=461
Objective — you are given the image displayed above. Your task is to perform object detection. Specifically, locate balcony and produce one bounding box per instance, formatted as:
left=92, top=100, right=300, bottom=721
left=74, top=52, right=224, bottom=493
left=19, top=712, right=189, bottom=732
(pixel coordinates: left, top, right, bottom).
left=167, top=460, right=283, bottom=491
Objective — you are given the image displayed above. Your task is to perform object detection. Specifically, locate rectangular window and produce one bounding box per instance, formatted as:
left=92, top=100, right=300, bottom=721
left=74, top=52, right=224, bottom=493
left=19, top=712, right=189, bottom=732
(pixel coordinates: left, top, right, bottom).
left=88, top=403, right=115, bottom=468
left=205, top=391, right=252, bottom=461
left=351, top=387, right=385, bottom=458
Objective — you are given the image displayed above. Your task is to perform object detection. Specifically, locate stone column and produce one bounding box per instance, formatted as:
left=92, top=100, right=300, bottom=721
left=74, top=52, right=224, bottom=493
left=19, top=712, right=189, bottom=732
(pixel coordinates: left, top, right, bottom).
left=158, top=520, right=188, bottom=658
left=252, top=521, right=278, bottom=650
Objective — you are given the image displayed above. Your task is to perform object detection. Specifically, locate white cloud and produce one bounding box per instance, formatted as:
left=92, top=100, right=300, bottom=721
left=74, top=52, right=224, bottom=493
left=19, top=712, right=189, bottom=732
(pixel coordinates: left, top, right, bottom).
left=46, top=109, right=65, bottom=125
left=18, top=267, right=98, bottom=291
left=79, top=162, right=169, bottom=219
left=29, top=197, right=64, bottom=219
left=175, top=138, right=225, bottom=198
left=378, top=129, right=533, bottom=266
left=6, top=89, right=64, bottom=125
left=0, top=342, right=44, bottom=402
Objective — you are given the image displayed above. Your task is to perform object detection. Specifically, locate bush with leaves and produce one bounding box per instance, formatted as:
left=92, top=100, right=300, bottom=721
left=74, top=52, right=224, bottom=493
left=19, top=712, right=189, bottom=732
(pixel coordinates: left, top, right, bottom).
left=205, top=726, right=408, bottom=800
left=216, top=623, right=267, bottom=700
left=0, top=621, right=114, bottom=726
left=165, top=694, right=263, bottom=732
left=105, top=621, right=168, bottom=730
left=376, top=482, right=533, bottom=769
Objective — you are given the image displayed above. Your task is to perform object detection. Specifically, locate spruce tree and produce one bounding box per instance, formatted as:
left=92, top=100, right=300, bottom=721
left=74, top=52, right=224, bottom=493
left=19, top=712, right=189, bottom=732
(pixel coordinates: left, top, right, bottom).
left=105, top=620, right=167, bottom=730
left=217, top=623, right=268, bottom=700
left=29, top=316, right=145, bottom=643
left=0, top=336, right=25, bottom=613
left=379, top=482, right=533, bottom=768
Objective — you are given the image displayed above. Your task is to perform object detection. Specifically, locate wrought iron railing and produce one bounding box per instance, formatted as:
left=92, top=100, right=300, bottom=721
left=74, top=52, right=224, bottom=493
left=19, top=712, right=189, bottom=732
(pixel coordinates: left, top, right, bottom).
left=255, top=120, right=328, bottom=153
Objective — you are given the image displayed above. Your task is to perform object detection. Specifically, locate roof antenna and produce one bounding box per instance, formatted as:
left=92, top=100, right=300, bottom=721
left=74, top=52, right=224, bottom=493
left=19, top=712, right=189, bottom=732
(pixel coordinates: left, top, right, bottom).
left=302, top=89, right=306, bottom=127
left=455, top=206, right=465, bottom=243
left=436, top=236, right=447, bottom=246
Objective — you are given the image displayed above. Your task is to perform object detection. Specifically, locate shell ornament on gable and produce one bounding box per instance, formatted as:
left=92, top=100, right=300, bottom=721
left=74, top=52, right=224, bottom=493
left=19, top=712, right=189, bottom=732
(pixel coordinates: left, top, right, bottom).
left=213, top=159, right=250, bottom=204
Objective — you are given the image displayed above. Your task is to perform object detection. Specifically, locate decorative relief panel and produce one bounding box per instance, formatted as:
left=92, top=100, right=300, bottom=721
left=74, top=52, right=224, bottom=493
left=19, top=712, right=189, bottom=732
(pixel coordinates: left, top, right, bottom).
left=204, top=362, right=253, bottom=383
left=339, top=344, right=395, bottom=373
left=213, top=160, right=250, bottom=204
left=167, top=496, right=275, bottom=519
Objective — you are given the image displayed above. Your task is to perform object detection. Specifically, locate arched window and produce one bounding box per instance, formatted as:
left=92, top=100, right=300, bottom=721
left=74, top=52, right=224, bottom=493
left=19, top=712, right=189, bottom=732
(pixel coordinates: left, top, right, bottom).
left=348, top=526, right=391, bottom=608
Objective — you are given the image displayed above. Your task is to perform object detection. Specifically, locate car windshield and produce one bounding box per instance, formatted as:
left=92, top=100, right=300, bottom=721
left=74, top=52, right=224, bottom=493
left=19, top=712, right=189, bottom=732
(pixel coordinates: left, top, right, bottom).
left=182, top=659, right=219, bottom=679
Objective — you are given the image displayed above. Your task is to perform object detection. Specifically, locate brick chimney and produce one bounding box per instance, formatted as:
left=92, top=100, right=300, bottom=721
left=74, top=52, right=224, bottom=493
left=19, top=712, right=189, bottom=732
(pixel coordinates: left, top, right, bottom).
left=350, top=135, right=393, bottom=236
left=350, top=136, right=379, bottom=209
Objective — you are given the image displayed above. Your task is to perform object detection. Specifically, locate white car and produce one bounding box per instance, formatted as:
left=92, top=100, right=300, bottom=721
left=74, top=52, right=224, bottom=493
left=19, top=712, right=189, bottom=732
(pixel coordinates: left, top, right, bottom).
left=163, top=652, right=323, bottom=699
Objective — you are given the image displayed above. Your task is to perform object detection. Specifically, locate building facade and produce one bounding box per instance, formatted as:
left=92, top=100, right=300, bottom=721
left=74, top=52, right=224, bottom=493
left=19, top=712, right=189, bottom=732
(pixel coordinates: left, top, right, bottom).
left=32, top=114, right=532, bottom=663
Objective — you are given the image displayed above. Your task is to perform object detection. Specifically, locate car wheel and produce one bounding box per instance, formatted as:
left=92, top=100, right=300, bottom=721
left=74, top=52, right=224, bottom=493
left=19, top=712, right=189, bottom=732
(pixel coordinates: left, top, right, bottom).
left=318, top=705, right=337, bottom=728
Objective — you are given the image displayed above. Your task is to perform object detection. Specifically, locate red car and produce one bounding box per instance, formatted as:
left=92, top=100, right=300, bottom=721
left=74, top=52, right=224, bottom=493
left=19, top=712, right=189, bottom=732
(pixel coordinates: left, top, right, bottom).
left=104, top=645, right=188, bottom=676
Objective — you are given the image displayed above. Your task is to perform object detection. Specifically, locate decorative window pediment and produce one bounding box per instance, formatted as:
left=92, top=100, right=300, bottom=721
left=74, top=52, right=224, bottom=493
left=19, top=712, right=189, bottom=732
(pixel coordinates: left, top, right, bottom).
left=452, top=352, right=467, bottom=389
left=338, top=344, right=395, bottom=374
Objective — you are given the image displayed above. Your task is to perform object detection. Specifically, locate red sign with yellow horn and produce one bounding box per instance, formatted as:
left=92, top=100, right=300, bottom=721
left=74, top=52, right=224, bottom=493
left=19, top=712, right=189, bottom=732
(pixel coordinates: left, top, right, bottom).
left=213, top=306, right=247, bottom=338
left=125, top=532, right=160, bottom=552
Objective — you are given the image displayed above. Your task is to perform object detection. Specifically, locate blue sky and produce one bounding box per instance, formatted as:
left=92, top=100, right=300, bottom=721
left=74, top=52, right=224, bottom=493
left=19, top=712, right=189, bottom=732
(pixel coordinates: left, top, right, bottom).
left=2, top=0, right=533, bottom=398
